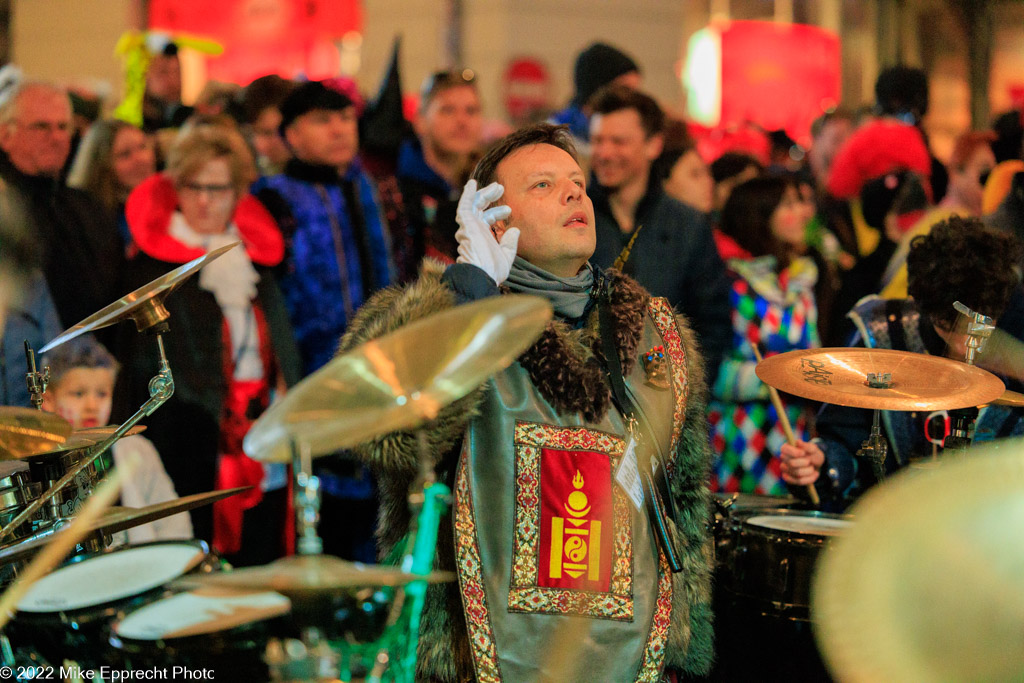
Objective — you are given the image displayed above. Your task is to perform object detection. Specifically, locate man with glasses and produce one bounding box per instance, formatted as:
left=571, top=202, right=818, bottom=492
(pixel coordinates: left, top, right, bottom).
left=393, top=69, right=483, bottom=274
left=0, top=81, right=122, bottom=336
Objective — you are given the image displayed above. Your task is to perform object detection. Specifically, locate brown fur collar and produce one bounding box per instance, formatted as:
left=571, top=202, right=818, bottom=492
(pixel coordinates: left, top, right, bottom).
left=514, top=268, right=649, bottom=422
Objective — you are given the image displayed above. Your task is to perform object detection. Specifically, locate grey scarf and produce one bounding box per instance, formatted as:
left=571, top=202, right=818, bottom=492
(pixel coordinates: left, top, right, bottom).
left=504, top=257, right=595, bottom=319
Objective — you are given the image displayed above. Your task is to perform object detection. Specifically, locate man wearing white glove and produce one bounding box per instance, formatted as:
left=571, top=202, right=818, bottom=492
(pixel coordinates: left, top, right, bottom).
left=453, top=179, right=518, bottom=285
left=337, top=123, right=714, bottom=682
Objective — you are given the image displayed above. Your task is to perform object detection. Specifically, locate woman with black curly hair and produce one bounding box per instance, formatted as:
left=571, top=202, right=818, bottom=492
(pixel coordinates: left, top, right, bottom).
left=780, top=215, right=1024, bottom=507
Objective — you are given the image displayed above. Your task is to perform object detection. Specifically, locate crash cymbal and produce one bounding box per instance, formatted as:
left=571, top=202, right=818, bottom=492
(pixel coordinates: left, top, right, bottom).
left=19, top=425, right=148, bottom=462
left=0, top=408, right=71, bottom=459
left=40, top=242, right=239, bottom=353
left=172, top=554, right=454, bottom=597
left=812, top=438, right=1024, bottom=683
left=244, top=294, right=553, bottom=463
left=755, top=347, right=1005, bottom=411
left=993, top=389, right=1024, bottom=408
left=92, top=486, right=250, bottom=536
left=0, top=487, right=252, bottom=566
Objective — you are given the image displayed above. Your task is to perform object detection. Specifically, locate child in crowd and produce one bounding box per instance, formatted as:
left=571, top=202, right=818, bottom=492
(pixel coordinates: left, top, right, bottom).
left=41, top=337, right=192, bottom=543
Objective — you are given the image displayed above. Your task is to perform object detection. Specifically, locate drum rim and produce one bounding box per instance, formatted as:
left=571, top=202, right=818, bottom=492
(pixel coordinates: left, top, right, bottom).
left=14, top=539, right=212, bottom=620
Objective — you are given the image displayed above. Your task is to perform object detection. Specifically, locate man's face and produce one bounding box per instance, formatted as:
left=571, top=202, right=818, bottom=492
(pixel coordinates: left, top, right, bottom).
left=42, top=367, right=115, bottom=430
left=492, top=143, right=596, bottom=278
left=809, top=118, right=852, bottom=186
left=589, top=109, right=662, bottom=191
left=285, top=107, right=358, bottom=169
left=0, top=89, right=73, bottom=177
left=417, top=85, right=482, bottom=158
left=147, top=54, right=183, bottom=103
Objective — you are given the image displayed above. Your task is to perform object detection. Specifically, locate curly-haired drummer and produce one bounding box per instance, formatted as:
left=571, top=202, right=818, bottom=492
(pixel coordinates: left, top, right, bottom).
left=780, top=215, right=1024, bottom=505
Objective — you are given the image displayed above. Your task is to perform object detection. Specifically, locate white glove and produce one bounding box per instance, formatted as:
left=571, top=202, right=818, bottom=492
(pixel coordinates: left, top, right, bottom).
left=455, top=179, right=519, bottom=285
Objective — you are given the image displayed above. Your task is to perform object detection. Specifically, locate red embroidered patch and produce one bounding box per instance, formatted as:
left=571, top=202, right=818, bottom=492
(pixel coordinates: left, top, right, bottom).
left=537, top=448, right=613, bottom=593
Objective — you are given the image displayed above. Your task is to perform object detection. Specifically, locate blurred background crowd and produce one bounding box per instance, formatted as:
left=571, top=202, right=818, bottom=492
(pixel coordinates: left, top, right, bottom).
left=2, top=0, right=1024, bottom=567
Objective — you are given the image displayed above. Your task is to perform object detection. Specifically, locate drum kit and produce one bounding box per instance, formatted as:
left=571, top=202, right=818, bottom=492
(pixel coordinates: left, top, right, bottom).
left=0, top=242, right=553, bottom=682
left=710, top=304, right=1020, bottom=682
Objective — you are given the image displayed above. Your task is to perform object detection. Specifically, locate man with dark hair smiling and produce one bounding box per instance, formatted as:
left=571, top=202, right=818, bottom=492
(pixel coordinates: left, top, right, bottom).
left=588, top=85, right=731, bottom=381
left=338, top=123, right=714, bottom=682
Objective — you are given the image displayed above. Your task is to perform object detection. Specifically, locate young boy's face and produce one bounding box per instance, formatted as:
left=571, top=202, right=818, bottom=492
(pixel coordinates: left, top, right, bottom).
left=42, top=368, right=115, bottom=430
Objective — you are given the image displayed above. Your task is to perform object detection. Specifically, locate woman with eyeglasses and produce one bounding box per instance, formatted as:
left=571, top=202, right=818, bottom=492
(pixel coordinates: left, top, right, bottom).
left=116, top=124, right=302, bottom=565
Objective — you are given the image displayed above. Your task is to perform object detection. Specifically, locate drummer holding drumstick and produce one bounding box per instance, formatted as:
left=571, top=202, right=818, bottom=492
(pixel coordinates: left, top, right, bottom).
left=780, top=216, right=1024, bottom=506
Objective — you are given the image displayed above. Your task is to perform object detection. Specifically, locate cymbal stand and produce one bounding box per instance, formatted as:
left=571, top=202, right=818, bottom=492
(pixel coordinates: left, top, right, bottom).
left=266, top=438, right=339, bottom=682
left=23, top=341, right=47, bottom=411
left=857, top=373, right=890, bottom=483
left=940, top=302, right=993, bottom=456
left=0, top=326, right=175, bottom=543
left=363, top=427, right=451, bottom=683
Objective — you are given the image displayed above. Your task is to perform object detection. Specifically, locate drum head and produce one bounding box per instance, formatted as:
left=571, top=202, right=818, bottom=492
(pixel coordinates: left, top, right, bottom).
left=18, top=542, right=207, bottom=613
left=114, top=588, right=290, bottom=640
left=746, top=514, right=853, bottom=537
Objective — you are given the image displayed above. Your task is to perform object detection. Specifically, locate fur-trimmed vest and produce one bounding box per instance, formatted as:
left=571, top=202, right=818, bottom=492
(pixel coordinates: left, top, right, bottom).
left=338, top=261, right=714, bottom=682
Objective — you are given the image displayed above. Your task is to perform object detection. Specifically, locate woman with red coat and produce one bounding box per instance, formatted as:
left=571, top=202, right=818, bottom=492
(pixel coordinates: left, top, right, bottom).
left=115, top=124, right=302, bottom=565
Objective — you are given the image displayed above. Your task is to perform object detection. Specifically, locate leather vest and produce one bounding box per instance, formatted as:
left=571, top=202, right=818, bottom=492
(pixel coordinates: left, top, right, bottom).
left=453, top=298, right=688, bottom=682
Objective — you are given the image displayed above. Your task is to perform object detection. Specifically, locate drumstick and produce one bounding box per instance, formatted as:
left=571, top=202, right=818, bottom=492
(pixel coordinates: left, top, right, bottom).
left=0, top=453, right=139, bottom=630
left=751, top=345, right=821, bottom=506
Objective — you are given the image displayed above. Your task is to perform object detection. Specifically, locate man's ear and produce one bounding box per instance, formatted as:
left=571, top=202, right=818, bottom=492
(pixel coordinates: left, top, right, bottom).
left=645, top=133, right=664, bottom=162
left=492, top=218, right=508, bottom=241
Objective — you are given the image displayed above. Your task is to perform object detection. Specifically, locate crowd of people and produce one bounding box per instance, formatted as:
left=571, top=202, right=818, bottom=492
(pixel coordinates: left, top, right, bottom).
left=2, top=35, right=1024, bottom=679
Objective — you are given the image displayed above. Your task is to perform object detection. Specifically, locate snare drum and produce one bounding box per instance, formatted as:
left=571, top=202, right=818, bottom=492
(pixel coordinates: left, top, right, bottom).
left=110, top=587, right=290, bottom=680
left=725, top=508, right=852, bottom=620
left=7, top=540, right=216, bottom=669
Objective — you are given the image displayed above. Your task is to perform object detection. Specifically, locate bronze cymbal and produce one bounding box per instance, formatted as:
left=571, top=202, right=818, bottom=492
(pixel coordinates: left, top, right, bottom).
left=40, top=242, right=239, bottom=353
left=92, top=486, right=250, bottom=535
left=243, top=294, right=553, bottom=463
left=755, top=347, right=1005, bottom=411
left=74, top=424, right=147, bottom=438
left=993, top=389, right=1024, bottom=408
left=0, top=408, right=71, bottom=459
left=0, top=487, right=252, bottom=565
left=812, top=439, right=1024, bottom=682
left=172, top=554, right=454, bottom=597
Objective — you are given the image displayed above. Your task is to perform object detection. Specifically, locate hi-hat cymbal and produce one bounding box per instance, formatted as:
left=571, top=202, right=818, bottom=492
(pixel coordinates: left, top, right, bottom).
left=755, top=347, right=1005, bottom=411
left=0, top=408, right=71, bottom=459
left=812, top=439, right=1024, bottom=682
left=40, top=242, right=239, bottom=353
left=243, top=294, right=553, bottom=463
left=172, top=554, right=454, bottom=598
left=0, top=487, right=252, bottom=565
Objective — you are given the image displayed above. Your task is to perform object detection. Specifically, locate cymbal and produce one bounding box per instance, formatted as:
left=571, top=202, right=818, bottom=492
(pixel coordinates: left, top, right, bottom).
left=171, top=554, right=454, bottom=597
left=40, top=242, right=239, bottom=353
left=0, top=487, right=252, bottom=565
left=92, top=486, right=250, bottom=535
left=812, top=438, right=1024, bottom=682
left=243, top=294, right=553, bottom=463
left=1, top=424, right=145, bottom=462
left=755, top=347, right=1005, bottom=411
left=0, top=408, right=71, bottom=459
left=993, top=389, right=1024, bottom=408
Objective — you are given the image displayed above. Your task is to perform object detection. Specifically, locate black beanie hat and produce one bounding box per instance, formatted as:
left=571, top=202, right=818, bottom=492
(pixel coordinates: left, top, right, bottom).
left=278, top=81, right=353, bottom=135
left=573, top=43, right=639, bottom=107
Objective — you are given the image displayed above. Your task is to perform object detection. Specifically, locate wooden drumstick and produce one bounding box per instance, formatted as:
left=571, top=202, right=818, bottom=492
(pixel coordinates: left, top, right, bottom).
left=0, top=453, right=139, bottom=630
left=751, top=345, right=821, bottom=506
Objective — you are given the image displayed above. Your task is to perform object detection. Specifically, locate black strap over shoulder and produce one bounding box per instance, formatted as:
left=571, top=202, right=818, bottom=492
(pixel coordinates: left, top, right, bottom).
left=597, top=278, right=682, bottom=573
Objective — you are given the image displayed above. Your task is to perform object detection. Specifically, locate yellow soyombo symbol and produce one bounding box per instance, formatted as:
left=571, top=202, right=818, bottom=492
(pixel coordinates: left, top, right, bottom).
left=549, top=469, right=601, bottom=581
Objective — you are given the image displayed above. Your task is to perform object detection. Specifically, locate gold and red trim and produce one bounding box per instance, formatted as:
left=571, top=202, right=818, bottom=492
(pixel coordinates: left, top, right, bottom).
left=508, top=422, right=633, bottom=621
left=647, top=297, right=689, bottom=475
left=454, top=451, right=503, bottom=683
